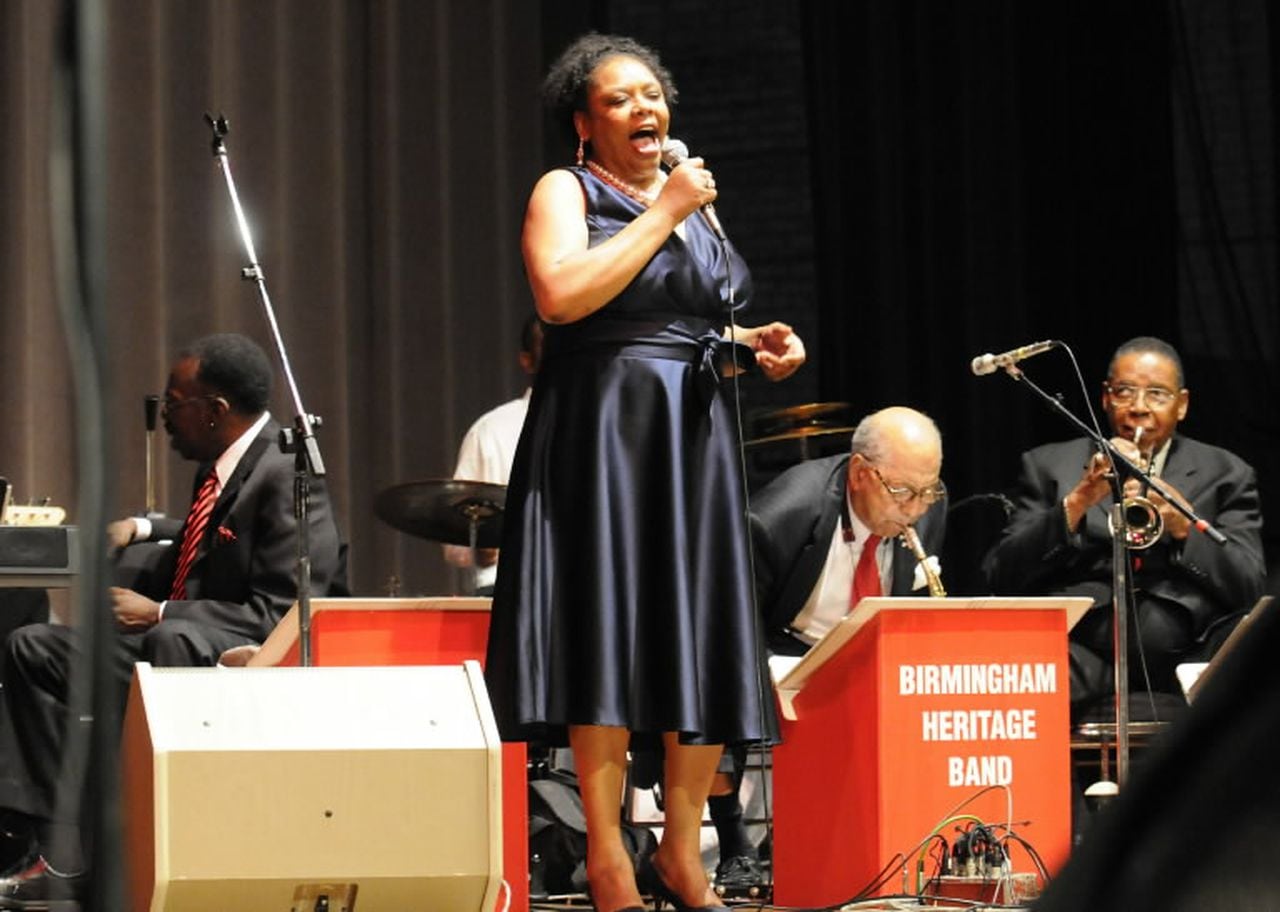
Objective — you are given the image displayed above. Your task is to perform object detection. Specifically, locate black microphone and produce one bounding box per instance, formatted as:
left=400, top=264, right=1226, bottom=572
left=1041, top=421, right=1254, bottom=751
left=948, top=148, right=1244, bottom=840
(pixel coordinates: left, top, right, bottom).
left=970, top=340, right=1057, bottom=376
left=660, top=137, right=728, bottom=242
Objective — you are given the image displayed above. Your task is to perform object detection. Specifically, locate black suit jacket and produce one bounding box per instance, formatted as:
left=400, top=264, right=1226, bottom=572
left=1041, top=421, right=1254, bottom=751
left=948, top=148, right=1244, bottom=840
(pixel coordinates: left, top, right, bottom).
left=982, top=434, right=1265, bottom=637
left=144, top=421, right=347, bottom=643
left=750, top=454, right=947, bottom=638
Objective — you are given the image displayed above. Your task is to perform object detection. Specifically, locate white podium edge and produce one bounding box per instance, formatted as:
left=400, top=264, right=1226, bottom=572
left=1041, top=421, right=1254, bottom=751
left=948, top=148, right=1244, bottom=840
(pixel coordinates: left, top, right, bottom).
left=774, top=595, right=1092, bottom=721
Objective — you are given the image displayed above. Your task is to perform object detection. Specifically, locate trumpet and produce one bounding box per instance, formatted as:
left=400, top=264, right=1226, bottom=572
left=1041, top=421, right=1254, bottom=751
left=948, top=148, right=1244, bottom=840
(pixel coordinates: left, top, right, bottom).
left=1111, top=427, right=1164, bottom=549
left=901, top=525, right=946, bottom=597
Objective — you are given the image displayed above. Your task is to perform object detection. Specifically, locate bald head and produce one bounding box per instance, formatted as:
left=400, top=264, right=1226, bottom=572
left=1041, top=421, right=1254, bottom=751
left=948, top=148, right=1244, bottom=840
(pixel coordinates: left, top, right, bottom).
left=850, top=407, right=943, bottom=468
left=847, top=407, right=944, bottom=537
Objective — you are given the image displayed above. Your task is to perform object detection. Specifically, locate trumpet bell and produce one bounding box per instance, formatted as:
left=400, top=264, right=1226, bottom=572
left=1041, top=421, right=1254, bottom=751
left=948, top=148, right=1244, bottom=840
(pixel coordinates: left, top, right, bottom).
left=1109, top=496, right=1164, bottom=549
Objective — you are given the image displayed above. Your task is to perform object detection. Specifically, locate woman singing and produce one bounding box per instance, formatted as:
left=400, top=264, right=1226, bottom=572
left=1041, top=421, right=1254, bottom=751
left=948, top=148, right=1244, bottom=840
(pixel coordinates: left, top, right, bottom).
left=486, top=33, right=805, bottom=912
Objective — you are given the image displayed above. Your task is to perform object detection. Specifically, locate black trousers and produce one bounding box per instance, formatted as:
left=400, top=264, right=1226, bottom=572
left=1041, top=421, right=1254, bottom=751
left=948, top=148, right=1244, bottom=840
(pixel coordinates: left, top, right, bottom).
left=1068, top=592, right=1197, bottom=717
left=0, top=619, right=258, bottom=822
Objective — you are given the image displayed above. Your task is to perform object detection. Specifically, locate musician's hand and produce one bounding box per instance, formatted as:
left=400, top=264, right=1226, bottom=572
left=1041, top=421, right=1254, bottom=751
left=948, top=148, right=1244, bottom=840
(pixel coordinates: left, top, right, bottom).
left=111, top=587, right=160, bottom=631
left=1065, top=437, right=1139, bottom=530
left=1149, top=482, right=1193, bottom=541
left=218, top=644, right=261, bottom=667
left=105, top=519, right=138, bottom=552
left=743, top=322, right=806, bottom=381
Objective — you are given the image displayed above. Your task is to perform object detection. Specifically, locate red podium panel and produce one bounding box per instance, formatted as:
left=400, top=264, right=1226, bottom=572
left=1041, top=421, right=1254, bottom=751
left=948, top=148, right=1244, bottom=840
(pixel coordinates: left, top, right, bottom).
left=772, top=596, right=1088, bottom=908
left=251, top=597, right=528, bottom=912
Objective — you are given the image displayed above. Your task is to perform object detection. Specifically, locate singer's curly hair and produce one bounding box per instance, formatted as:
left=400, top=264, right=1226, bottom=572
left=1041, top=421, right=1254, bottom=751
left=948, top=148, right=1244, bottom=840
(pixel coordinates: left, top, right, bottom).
left=542, top=32, right=678, bottom=153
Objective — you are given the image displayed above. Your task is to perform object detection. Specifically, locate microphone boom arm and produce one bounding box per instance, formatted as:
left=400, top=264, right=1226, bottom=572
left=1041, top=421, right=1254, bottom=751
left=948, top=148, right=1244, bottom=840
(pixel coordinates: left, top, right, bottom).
left=205, top=112, right=324, bottom=668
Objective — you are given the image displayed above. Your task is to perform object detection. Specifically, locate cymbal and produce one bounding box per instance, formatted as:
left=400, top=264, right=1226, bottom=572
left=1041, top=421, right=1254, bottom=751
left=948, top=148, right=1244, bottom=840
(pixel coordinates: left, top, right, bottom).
left=750, top=401, right=852, bottom=438
left=374, top=479, right=506, bottom=547
left=745, top=426, right=855, bottom=448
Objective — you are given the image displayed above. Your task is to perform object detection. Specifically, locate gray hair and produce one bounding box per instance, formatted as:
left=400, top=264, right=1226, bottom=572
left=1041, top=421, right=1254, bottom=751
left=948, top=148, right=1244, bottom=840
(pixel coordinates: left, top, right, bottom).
left=1108, top=336, right=1185, bottom=388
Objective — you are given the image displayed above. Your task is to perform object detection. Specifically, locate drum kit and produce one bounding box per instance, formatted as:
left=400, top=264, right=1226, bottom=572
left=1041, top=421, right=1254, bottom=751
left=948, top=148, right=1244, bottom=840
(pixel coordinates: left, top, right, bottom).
left=373, top=403, right=853, bottom=545
left=374, top=479, right=506, bottom=549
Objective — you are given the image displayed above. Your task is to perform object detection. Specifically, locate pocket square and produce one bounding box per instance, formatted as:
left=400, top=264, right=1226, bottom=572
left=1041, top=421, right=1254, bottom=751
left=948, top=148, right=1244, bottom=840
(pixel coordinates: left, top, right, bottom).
left=216, top=525, right=238, bottom=545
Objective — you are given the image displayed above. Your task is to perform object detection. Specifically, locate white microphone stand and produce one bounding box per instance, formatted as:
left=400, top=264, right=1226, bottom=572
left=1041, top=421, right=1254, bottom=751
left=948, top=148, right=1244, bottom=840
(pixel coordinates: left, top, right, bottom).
left=206, top=113, right=324, bottom=667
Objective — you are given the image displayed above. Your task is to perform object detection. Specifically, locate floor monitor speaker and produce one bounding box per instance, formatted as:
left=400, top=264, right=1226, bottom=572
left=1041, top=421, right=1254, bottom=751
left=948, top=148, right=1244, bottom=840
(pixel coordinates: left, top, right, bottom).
left=122, top=661, right=502, bottom=912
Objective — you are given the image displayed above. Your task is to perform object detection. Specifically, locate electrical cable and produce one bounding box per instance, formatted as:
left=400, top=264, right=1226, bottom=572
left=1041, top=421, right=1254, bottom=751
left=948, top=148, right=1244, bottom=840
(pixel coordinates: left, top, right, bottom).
left=681, top=154, right=781, bottom=903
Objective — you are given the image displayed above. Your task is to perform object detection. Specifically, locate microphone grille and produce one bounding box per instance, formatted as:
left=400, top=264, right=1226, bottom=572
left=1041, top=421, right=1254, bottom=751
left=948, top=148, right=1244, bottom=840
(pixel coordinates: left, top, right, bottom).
left=660, top=137, right=689, bottom=168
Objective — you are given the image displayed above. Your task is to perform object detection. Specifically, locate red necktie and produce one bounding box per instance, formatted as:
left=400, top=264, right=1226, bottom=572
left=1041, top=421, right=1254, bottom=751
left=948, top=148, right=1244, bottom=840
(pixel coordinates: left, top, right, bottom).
left=850, top=534, right=882, bottom=608
left=169, top=469, right=219, bottom=601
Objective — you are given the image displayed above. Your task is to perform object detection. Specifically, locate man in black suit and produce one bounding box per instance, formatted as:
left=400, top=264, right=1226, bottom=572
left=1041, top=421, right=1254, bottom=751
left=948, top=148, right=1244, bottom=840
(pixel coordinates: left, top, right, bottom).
left=0, top=333, right=346, bottom=900
left=752, top=405, right=948, bottom=655
left=706, top=406, right=948, bottom=893
left=983, top=336, right=1265, bottom=716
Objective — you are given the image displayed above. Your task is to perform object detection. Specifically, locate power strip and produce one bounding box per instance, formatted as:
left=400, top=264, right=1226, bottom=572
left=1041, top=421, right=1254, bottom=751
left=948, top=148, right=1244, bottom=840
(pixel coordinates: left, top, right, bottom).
left=923, top=872, right=1041, bottom=905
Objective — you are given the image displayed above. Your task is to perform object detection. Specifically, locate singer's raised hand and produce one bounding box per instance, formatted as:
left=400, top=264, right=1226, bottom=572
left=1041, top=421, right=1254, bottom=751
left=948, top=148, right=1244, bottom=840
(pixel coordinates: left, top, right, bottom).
left=741, top=321, right=806, bottom=381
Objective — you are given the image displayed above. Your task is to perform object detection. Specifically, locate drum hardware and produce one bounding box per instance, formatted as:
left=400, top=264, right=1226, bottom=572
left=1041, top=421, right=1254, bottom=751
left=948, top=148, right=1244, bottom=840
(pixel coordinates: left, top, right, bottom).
left=374, top=479, right=506, bottom=549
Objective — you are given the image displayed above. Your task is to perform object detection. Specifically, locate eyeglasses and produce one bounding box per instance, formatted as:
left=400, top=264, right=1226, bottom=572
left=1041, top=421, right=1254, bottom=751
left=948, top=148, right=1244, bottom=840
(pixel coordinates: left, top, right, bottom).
left=870, top=465, right=946, bottom=505
left=1105, top=384, right=1178, bottom=408
left=160, top=394, right=217, bottom=415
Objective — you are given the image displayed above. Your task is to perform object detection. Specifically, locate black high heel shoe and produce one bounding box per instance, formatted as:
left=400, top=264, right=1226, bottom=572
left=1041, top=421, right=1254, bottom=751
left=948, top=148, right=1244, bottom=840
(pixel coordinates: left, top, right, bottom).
left=639, top=857, right=728, bottom=912
left=585, top=882, right=647, bottom=912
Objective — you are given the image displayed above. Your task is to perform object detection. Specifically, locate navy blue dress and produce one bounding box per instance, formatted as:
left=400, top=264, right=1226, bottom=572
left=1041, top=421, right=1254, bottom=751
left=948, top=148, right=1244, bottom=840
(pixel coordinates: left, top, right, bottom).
left=486, top=166, right=778, bottom=748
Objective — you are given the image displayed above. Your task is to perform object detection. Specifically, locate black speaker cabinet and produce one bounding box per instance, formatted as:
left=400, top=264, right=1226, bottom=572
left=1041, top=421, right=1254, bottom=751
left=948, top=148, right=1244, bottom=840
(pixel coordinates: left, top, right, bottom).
left=122, top=661, right=503, bottom=911
left=0, top=522, right=77, bottom=573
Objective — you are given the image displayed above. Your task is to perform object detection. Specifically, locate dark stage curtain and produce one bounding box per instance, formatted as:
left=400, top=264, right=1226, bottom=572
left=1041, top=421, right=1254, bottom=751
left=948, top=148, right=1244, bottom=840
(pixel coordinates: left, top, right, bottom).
left=801, top=0, right=1278, bottom=593
left=0, top=0, right=544, bottom=598
left=2, top=0, right=1276, bottom=598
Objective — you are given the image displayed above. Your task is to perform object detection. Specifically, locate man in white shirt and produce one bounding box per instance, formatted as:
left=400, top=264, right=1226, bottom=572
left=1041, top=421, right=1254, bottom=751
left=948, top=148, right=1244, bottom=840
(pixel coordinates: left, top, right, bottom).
left=443, top=315, right=542, bottom=594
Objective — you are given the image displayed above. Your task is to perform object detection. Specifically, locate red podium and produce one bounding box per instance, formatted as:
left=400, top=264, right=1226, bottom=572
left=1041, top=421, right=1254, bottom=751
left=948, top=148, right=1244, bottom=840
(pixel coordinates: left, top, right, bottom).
left=250, top=597, right=528, bottom=912
left=771, top=596, right=1089, bottom=907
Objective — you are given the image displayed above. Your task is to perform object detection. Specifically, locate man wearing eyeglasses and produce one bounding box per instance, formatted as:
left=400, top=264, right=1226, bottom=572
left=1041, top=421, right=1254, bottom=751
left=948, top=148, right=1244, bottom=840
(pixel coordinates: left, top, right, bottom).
left=751, top=405, right=948, bottom=656
left=693, top=406, right=946, bottom=893
left=983, top=336, right=1265, bottom=715
left=0, top=333, right=347, bottom=900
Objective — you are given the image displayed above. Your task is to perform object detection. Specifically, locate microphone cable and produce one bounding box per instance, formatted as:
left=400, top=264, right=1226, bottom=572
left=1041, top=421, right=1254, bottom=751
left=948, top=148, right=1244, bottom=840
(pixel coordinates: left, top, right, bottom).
left=1059, top=343, right=1161, bottom=721
left=686, top=155, right=780, bottom=900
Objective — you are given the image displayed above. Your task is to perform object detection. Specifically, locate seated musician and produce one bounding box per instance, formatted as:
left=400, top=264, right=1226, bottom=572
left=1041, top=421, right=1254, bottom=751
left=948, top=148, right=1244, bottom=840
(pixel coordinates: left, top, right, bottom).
left=441, top=314, right=542, bottom=595
left=0, top=333, right=347, bottom=902
left=702, top=406, right=948, bottom=891
left=982, top=336, right=1266, bottom=718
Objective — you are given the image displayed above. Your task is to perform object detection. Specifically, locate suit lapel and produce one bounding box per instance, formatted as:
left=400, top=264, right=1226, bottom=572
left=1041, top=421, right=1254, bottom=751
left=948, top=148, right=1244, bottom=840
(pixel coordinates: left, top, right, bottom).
left=778, top=461, right=846, bottom=625
left=196, top=429, right=273, bottom=560
left=1157, top=436, right=1196, bottom=494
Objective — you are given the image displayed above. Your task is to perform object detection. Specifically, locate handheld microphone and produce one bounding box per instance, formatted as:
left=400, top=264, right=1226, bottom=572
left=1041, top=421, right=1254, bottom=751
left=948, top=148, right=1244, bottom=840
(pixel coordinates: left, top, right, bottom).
left=970, top=340, right=1057, bottom=376
left=660, top=137, right=728, bottom=242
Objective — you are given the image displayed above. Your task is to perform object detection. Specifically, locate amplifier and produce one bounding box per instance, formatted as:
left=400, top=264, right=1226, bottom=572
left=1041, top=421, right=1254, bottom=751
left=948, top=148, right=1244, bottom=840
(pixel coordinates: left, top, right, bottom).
left=0, top=526, right=79, bottom=576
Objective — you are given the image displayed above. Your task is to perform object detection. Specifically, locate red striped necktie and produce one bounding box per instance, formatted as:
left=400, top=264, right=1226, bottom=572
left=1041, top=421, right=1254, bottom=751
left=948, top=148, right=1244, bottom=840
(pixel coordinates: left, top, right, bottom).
left=850, top=533, right=882, bottom=609
left=169, top=469, right=219, bottom=601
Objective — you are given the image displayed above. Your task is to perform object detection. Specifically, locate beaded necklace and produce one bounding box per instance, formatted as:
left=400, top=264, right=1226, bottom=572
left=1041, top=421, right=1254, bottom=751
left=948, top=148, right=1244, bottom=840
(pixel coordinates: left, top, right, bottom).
left=585, top=159, right=660, bottom=207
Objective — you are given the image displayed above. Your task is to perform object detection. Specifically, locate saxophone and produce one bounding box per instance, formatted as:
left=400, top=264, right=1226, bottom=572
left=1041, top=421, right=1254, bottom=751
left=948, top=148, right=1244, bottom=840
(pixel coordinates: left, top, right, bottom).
left=901, top=525, right=946, bottom=597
